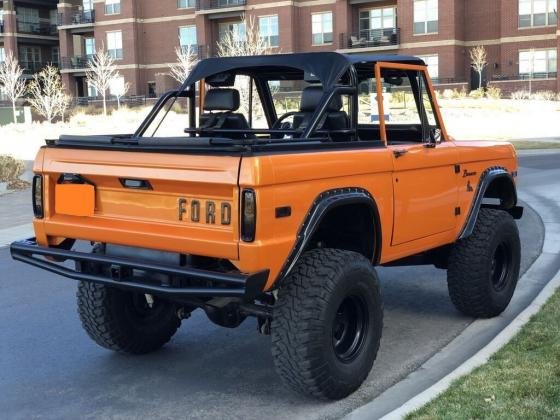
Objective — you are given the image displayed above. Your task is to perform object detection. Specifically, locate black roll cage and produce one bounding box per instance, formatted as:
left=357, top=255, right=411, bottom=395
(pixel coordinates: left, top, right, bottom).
left=133, top=53, right=435, bottom=145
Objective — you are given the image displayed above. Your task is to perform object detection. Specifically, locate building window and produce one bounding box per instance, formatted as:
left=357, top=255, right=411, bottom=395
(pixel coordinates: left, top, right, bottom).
left=16, top=7, right=40, bottom=33
left=105, top=0, right=121, bottom=15
left=51, top=47, right=60, bottom=65
left=178, top=0, right=195, bottom=8
left=87, top=81, right=98, bottom=98
left=179, top=25, right=197, bottom=53
left=19, top=46, right=41, bottom=72
left=0, top=47, right=5, bottom=63
left=519, top=49, right=557, bottom=76
left=414, top=0, right=438, bottom=34
left=418, top=55, right=439, bottom=79
left=83, top=0, right=94, bottom=11
left=259, top=15, right=279, bottom=47
left=519, top=0, right=557, bottom=27
left=219, top=22, right=246, bottom=42
left=312, top=12, right=333, bottom=45
left=107, top=31, right=123, bottom=59
left=359, top=7, right=396, bottom=41
left=148, top=82, right=156, bottom=98
left=85, top=37, right=96, bottom=58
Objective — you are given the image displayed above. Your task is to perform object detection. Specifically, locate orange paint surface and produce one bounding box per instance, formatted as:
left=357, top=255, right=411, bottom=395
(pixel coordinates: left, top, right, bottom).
left=30, top=63, right=519, bottom=293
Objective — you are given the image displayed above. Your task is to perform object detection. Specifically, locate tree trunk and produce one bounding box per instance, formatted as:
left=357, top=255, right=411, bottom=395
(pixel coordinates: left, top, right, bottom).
left=12, top=101, right=17, bottom=124
left=478, top=70, right=483, bottom=89
left=102, top=93, right=107, bottom=116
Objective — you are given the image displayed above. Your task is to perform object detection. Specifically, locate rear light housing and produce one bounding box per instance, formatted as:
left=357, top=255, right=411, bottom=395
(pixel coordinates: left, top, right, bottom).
left=241, top=189, right=256, bottom=242
left=32, top=175, right=44, bottom=219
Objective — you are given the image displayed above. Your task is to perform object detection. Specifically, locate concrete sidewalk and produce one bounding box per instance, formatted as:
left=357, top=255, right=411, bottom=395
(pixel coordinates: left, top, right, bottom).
left=0, top=190, right=32, bottom=229
left=0, top=190, right=33, bottom=245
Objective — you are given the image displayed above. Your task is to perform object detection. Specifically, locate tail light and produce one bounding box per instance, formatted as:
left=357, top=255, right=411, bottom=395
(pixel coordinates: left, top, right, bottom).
left=32, top=175, right=44, bottom=218
left=241, top=189, right=256, bottom=242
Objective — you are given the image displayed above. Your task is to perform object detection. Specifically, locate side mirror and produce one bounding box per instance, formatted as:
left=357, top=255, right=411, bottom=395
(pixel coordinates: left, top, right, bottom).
left=424, top=127, right=441, bottom=148
left=430, top=127, right=442, bottom=144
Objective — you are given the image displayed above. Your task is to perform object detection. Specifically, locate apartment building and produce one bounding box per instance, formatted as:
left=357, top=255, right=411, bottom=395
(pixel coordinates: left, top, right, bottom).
left=55, top=0, right=559, bottom=98
left=0, top=0, right=59, bottom=77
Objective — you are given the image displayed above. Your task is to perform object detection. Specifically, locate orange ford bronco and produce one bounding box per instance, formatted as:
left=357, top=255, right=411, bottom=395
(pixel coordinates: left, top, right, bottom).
left=11, top=53, right=523, bottom=400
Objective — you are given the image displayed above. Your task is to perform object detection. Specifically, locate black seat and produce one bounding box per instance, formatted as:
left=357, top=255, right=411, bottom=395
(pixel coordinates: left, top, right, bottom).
left=292, top=86, right=349, bottom=137
left=199, top=88, right=254, bottom=139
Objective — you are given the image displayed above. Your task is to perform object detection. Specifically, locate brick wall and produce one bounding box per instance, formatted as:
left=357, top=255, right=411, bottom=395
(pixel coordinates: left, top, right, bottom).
left=56, top=0, right=560, bottom=97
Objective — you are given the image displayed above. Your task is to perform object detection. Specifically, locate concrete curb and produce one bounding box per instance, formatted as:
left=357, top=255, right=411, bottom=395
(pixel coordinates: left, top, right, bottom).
left=347, top=163, right=560, bottom=420
left=379, top=268, right=560, bottom=420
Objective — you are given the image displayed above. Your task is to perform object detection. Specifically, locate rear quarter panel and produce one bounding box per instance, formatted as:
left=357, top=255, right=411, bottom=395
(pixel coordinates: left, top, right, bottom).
left=236, top=148, right=394, bottom=289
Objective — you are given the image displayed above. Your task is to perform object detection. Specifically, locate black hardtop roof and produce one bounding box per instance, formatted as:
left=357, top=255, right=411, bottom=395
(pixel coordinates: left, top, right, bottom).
left=183, top=52, right=426, bottom=89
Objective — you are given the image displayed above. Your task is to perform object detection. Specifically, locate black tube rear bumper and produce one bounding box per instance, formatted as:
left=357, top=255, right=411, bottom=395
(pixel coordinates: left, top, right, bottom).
left=10, top=238, right=269, bottom=300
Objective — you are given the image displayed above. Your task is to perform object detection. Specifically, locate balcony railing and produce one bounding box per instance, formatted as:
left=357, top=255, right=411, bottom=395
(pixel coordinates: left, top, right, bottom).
left=180, top=44, right=209, bottom=60
left=196, top=0, right=246, bottom=11
left=431, top=78, right=467, bottom=85
left=17, top=22, right=58, bottom=36
left=340, top=28, right=400, bottom=49
left=58, top=9, right=96, bottom=26
left=60, top=55, right=94, bottom=70
left=22, top=61, right=57, bottom=74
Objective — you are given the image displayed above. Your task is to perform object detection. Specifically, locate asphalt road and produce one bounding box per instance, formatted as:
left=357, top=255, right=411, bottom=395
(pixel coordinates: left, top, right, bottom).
left=0, top=153, right=552, bottom=420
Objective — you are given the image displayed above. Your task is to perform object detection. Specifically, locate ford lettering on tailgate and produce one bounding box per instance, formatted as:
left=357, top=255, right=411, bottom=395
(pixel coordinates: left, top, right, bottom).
left=178, top=198, right=232, bottom=225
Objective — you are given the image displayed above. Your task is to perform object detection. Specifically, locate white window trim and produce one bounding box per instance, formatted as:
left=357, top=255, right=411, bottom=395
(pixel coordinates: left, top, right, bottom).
left=518, top=48, right=557, bottom=76
left=518, top=0, right=557, bottom=28
left=417, top=54, right=439, bottom=79
left=106, top=30, right=123, bottom=60
left=105, top=0, right=121, bottom=16
left=177, top=0, right=195, bottom=9
left=179, top=25, right=197, bottom=47
left=413, top=0, right=439, bottom=35
left=311, top=12, right=334, bottom=46
left=259, top=15, right=279, bottom=47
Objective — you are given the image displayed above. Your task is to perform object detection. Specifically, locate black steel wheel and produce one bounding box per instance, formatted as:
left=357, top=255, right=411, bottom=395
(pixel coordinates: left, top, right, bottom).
left=272, top=248, right=383, bottom=400
left=490, top=241, right=513, bottom=292
left=332, top=294, right=368, bottom=363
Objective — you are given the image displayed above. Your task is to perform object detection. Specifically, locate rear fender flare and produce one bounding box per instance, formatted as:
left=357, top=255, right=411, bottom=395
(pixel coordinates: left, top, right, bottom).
left=276, top=188, right=381, bottom=284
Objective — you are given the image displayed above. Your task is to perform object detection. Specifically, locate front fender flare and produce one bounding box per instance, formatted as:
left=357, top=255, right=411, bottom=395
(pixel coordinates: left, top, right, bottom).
left=458, top=167, right=520, bottom=240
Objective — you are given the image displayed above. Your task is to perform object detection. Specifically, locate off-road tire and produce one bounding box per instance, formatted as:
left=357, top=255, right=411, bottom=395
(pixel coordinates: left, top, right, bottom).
left=271, top=249, right=383, bottom=400
left=447, top=208, right=521, bottom=318
left=77, top=282, right=181, bottom=354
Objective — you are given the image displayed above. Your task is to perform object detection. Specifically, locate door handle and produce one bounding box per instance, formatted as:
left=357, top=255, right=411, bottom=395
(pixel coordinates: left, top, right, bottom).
left=393, top=149, right=409, bottom=158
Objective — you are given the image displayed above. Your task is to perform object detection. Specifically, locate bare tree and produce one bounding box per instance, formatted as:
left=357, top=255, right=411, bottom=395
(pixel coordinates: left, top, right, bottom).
left=27, top=65, right=70, bottom=124
left=169, top=44, right=197, bottom=85
left=216, top=15, right=272, bottom=57
left=216, top=15, right=274, bottom=115
left=114, top=79, right=131, bottom=109
left=86, top=48, right=119, bottom=116
left=470, top=45, right=487, bottom=90
left=0, top=53, right=26, bottom=123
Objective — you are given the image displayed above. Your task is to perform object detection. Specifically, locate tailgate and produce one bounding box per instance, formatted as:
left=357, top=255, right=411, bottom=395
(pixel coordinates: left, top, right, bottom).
left=36, top=148, right=241, bottom=260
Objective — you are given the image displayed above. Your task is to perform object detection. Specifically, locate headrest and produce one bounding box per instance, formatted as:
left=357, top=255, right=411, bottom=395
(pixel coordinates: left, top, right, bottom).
left=204, top=88, right=240, bottom=112
left=299, top=85, right=343, bottom=113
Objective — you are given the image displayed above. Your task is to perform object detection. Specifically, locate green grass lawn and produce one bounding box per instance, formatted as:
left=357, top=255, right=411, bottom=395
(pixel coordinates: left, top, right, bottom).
left=511, top=141, right=560, bottom=150
left=408, top=287, right=560, bottom=420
